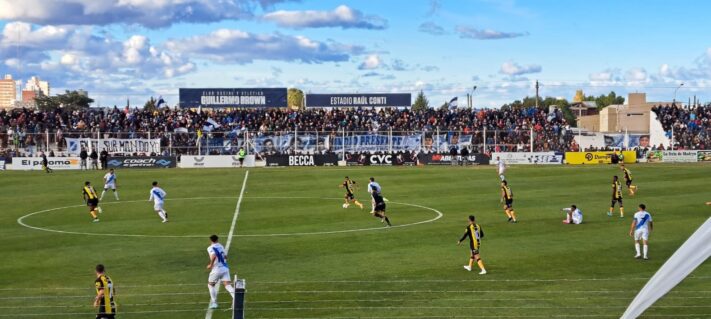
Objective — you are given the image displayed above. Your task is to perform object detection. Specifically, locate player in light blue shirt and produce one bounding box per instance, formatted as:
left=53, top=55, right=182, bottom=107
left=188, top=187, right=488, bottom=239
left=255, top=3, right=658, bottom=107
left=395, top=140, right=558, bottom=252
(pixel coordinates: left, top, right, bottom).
left=629, top=204, right=653, bottom=260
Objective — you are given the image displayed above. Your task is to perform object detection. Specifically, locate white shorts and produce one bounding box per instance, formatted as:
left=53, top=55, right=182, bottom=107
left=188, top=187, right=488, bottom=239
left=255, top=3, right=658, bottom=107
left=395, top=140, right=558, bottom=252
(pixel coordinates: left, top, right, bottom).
left=499, top=169, right=505, bottom=175
left=104, top=183, right=116, bottom=190
left=208, top=267, right=231, bottom=283
left=634, top=229, right=649, bottom=241
left=154, top=202, right=164, bottom=211
left=572, top=215, right=583, bottom=225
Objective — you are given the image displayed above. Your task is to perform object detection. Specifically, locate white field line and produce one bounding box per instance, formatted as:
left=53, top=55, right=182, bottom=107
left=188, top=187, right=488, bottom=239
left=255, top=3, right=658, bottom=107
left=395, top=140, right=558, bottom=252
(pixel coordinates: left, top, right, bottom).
left=206, top=170, right=249, bottom=319
left=2, top=276, right=709, bottom=291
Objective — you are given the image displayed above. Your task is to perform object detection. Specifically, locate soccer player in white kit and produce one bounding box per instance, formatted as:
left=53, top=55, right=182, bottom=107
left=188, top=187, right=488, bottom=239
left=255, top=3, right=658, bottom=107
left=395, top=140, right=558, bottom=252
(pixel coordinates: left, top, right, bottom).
left=148, top=181, right=168, bottom=223
left=496, top=156, right=506, bottom=181
left=206, top=234, right=236, bottom=309
left=629, top=204, right=653, bottom=260
left=100, top=169, right=119, bottom=201
left=562, top=205, right=583, bottom=224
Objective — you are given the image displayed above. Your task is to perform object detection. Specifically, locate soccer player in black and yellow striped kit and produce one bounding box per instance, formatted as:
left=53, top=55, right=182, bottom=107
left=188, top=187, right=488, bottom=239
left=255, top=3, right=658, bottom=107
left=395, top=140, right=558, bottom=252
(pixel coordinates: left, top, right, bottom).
left=501, top=180, right=517, bottom=223
left=83, top=181, right=101, bottom=222
left=340, top=176, right=364, bottom=209
left=94, top=264, right=116, bottom=319
left=620, top=164, right=638, bottom=196
left=608, top=175, right=624, bottom=218
left=457, top=215, right=487, bottom=275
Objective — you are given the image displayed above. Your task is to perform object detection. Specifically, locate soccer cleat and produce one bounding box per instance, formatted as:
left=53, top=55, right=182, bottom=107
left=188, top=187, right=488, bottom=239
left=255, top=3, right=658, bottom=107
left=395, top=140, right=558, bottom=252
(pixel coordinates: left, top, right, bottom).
left=643, top=256, right=649, bottom=260
left=463, top=265, right=472, bottom=272
left=635, top=254, right=641, bottom=259
left=162, top=219, right=168, bottom=223
left=208, top=302, right=218, bottom=309
left=507, top=217, right=512, bottom=222
left=479, top=269, right=487, bottom=275
left=607, top=212, right=612, bottom=217
left=93, top=219, right=100, bottom=223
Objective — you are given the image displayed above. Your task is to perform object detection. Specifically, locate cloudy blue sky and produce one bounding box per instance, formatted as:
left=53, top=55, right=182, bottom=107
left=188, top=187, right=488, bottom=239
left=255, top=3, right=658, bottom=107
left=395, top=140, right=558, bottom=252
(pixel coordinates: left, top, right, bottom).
left=0, top=0, right=709, bottom=107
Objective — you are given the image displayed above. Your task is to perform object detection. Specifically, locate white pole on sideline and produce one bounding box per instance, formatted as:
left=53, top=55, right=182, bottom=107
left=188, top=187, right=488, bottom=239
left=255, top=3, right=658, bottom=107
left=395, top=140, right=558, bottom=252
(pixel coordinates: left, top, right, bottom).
left=621, top=218, right=711, bottom=319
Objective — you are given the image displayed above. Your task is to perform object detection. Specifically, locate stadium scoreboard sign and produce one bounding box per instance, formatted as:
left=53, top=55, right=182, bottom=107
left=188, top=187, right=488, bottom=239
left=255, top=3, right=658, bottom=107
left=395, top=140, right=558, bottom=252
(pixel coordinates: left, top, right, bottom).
left=306, top=93, right=411, bottom=107
left=179, top=88, right=287, bottom=108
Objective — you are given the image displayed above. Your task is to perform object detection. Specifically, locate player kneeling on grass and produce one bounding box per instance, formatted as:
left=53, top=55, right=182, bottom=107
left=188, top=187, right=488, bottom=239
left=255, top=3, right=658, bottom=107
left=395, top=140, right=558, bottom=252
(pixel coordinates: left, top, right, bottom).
left=629, top=204, right=653, bottom=260
left=149, top=181, right=169, bottom=223
left=457, top=215, right=487, bottom=275
left=207, top=235, right=236, bottom=309
left=562, top=205, right=583, bottom=224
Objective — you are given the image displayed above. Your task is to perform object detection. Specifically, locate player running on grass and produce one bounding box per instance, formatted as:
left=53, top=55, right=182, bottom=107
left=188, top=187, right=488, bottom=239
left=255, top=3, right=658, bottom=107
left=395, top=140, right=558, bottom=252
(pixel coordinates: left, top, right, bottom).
left=368, top=177, right=392, bottom=226
left=82, top=181, right=101, bottom=222
left=496, top=156, right=507, bottom=181
left=100, top=169, right=119, bottom=201
left=149, top=181, right=168, bottom=223
left=629, top=204, right=653, bottom=260
left=340, top=176, right=364, bottom=209
left=500, top=180, right=517, bottom=223
left=457, top=215, right=487, bottom=275
left=206, top=234, right=236, bottom=309
left=608, top=176, right=624, bottom=218
left=620, top=164, right=638, bottom=196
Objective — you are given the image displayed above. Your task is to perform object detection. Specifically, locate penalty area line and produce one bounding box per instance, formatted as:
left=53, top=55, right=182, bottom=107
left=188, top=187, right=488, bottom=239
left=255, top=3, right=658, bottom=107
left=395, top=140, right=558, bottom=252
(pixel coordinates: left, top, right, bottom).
left=206, top=170, right=249, bottom=319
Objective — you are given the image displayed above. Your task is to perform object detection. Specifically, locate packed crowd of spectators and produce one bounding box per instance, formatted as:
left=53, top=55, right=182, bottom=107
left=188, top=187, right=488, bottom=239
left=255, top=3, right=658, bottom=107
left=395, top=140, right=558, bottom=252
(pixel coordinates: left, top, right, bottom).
left=1, top=105, right=576, bottom=156
left=652, top=104, right=711, bottom=150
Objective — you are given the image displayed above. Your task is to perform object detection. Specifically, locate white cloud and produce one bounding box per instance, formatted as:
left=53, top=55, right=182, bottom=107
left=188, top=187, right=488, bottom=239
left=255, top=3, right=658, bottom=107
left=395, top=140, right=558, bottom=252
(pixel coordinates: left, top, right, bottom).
left=263, top=5, right=387, bottom=29
left=456, top=25, right=528, bottom=40
left=418, top=22, right=446, bottom=35
left=165, top=28, right=363, bottom=64
left=358, top=54, right=382, bottom=70
left=625, top=67, right=648, bottom=83
left=0, top=0, right=290, bottom=28
left=499, top=61, right=541, bottom=76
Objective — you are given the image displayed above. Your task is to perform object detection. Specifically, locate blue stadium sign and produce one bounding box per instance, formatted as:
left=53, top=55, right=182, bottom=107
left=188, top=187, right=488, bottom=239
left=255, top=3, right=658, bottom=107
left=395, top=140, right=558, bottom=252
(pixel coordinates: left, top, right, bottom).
left=306, top=93, right=411, bottom=107
left=179, top=88, right=287, bottom=108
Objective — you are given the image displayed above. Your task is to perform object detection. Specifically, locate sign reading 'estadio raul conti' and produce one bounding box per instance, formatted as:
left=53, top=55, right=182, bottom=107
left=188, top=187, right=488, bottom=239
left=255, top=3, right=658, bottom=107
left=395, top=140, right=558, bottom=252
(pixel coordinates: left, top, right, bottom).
left=179, top=88, right=287, bottom=108
left=306, top=93, right=411, bottom=107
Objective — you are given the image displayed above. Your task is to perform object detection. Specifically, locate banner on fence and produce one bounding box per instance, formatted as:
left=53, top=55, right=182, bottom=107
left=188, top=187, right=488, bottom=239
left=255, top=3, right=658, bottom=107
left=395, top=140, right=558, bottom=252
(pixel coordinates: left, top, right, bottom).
left=491, top=152, right=563, bottom=165
left=179, top=88, right=288, bottom=108
left=0, top=158, right=5, bottom=170
left=333, top=134, right=421, bottom=153
left=179, top=155, right=256, bottom=168
left=417, top=153, right=490, bottom=165
left=604, top=134, right=651, bottom=148
left=647, top=150, right=698, bottom=163
left=423, top=134, right=474, bottom=153
left=66, top=138, right=161, bottom=155
left=266, top=154, right=338, bottom=167
left=10, top=157, right=81, bottom=170
left=345, top=152, right=417, bottom=166
left=697, top=150, right=711, bottom=162
left=565, top=151, right=637, bottom=164
left=252, top=134, right=329, bottom=154
left=306, top=93, right=411, bottom=107
left=107, top=157, right=177, bottom=168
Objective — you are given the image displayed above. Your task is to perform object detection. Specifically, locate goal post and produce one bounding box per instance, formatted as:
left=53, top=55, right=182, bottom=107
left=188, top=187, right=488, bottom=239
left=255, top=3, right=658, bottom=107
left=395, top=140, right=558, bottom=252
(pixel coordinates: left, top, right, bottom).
left=232, top=276, right=246, bottom=319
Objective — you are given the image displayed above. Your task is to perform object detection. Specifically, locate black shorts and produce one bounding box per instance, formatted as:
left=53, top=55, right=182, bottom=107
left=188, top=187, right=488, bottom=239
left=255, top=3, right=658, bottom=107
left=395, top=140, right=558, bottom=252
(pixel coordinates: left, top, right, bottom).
left=611, top=198, right=623, bottom=207
left=96, top=313, right=115, bottom=319
left=625, top=179, right=633, bottom=187
left=375, top=202, right=386, bottom=212
left=346, top=193, right=354, bottom=200
left=239, top=157, right=244, bottom=163
left=87, top=198, right=99, bottom=207
left=505, top=199, right=513, bottom=209
left=470, top=246, right=480, bottom=256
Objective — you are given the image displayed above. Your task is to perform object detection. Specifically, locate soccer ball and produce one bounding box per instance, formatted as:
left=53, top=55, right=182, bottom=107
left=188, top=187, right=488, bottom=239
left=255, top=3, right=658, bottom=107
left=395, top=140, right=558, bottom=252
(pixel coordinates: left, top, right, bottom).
left=342, top=203, right=349, bottom=208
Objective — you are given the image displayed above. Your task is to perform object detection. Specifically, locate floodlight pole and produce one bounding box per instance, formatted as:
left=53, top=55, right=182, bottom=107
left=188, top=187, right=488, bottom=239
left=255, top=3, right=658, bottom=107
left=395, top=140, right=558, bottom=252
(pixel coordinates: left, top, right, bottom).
left=673, top=83, right=684, bottom=104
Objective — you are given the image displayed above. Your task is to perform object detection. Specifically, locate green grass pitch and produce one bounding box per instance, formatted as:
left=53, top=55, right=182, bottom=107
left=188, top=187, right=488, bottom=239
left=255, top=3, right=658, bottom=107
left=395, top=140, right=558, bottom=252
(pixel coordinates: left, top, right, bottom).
left=0, top=164, right=709, bottom=318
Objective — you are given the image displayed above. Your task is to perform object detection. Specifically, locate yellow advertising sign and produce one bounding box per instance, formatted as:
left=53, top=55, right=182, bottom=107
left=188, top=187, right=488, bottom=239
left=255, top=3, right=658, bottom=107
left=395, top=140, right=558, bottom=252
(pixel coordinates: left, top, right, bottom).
left=565, top=151, right=637, bottom=164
